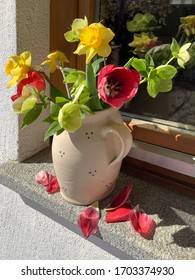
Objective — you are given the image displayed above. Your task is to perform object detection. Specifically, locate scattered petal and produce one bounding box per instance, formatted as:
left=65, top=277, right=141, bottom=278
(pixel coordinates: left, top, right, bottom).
left=108, top=185, right=133, bottom=210
left=129, top=207, right=156, bottom=237
left=46, top=176, right=60, bottom=193
left=139, top=212, right=154, bottom=234
left=129, top=208, right=142, bottom=233
left=105, top=203, right=132, bottom=223
left=35, top=170, right=52, bottom=186
left=78, top=202, right=99, bottom=238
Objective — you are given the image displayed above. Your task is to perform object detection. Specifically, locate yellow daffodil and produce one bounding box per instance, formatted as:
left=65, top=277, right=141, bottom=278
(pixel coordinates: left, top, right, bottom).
left=74, top=23, right=115, bottom=64
left=41, top=51, right=69, bottom=73
left=64, top=16, right=88, bottom=42
left=129, top=32, right=158, bottom=54
left=180, top=15, right=195, bottom=35
left=6, top=51, right=32, bottom=88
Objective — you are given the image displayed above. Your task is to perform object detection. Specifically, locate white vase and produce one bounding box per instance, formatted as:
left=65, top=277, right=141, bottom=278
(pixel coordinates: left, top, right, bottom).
left=52, top=107, right=132, bottom=205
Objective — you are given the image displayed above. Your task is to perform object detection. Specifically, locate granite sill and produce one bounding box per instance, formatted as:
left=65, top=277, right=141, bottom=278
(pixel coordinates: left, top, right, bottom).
left=0, top=148, right=195, bottom=260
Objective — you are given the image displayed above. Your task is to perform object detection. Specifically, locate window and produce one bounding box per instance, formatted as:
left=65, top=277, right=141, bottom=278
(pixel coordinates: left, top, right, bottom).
left=51, top=0, right=195, bottom=196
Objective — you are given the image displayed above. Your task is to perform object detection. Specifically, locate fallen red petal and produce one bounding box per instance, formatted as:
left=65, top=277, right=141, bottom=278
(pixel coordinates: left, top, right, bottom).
left=46, top=176, right=60, bottom=193
left=105, top=203, right=132, bottom=223
left=109, top=185, right=133, bottom=210
left=78, top=206, right=99, bottom=238
left=139, top=212, right=154, bottom=234
left=129, top=209, right=142, bottom=233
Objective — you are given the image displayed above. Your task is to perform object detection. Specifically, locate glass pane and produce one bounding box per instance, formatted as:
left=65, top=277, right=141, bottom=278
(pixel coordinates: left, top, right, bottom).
left=99, top=0, right=195, bottom=131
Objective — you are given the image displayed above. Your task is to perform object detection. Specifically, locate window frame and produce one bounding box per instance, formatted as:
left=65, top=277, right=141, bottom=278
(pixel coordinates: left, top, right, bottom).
left=50, top=0, right=195, bottom=197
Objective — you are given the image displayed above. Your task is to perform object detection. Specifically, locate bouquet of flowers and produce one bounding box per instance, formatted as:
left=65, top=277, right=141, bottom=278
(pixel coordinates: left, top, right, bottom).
left=5, top=15, right=193, bottom=239
left=5, top=16, right=191, bottom=140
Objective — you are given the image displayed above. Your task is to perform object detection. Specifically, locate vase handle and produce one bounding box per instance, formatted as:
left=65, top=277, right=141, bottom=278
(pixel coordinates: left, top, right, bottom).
left=102, top=123, right=132, bottom=166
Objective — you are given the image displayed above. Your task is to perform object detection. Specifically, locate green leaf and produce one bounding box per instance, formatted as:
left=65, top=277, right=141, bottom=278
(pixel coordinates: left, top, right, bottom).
left=146, top=44, right=171, bottom=66
left=64, top=71, right=85, bottom=83
left=86, top=63, right=102, bottom=110
left=77, top=92, right=91, bottom=105
left=132, top=58, right=147, bottom=71
left=39, top=91, right=48, bottom=108
left=91, top=58, right=104, bottom=75
left=50, top=84, right=66, bottom=102
left=131, top=58, right=149, bottom=78
left=50, top=102, right=61, bottom=120
left=80, top=104, right=93, bottom=115
left=44, top=121, right=62, bottom=141
left=156, top=65, right=177, bottom=79
left=55, top=96, right=69, bottom=105
left=21, top=105, right=42, bottom=128
left=147, top=78, right=158, bottom=98
left=43, top=116, right=54, bottom=123
left=145, top=54, right=155, bottom=68
left=170, top=38, right=180, bottom=57
left=63, top=67, right=77, bottom=73
left=72, top=83, right=85, bottom=103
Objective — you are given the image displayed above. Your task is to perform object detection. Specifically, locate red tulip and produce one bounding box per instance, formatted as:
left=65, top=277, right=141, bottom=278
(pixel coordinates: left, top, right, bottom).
left=11, top=71, right=46, bottom=101
left=98, top=64, right=140, bottom=108
left=105, top=203, right=132, bottom=223
left=78, top=205, right=99, bottom=238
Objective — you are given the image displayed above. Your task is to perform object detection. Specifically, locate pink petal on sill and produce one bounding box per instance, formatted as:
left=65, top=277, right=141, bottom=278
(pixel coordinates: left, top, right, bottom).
left=35, top=170, right=52, bottom=186
left=78, top=205, right=99, bottom=238
left=46, top=176, right=60, bottom=193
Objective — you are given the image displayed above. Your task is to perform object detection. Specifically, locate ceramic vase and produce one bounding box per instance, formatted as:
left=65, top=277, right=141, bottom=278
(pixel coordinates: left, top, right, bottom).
left=52, top=107, right=132, bottom=205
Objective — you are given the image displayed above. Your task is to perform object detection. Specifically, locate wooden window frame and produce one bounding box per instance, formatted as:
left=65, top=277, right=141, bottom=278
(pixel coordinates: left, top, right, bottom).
left=50, top=0, right=195, bottom=197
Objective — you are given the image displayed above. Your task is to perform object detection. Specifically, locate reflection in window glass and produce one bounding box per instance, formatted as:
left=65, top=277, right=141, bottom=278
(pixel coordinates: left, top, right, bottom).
left=99, top=0, right=195, bottom=130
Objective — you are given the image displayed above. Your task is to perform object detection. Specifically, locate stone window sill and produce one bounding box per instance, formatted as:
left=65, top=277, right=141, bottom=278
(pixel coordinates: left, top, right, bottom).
left=0, top=148, right=194, bottom=260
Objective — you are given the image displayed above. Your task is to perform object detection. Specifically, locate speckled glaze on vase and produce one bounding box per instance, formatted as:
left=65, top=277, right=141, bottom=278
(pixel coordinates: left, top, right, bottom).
left=52, top=107, right=132, bottom=205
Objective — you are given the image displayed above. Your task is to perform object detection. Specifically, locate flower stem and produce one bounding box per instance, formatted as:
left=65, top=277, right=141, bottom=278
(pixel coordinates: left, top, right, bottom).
left=165, top=57, right=175, bottom=65
left=59, top=66, right=71, bottom=99
left=140, top=77, right=147, bottom=84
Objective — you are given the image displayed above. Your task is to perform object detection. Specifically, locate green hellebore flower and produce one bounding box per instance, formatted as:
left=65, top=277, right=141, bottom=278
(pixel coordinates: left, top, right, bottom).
left=12, top=85, right=38, bottom=114
left=58, top=103, right=82, bottom=132
left=64, top=16, right=88, bottom=42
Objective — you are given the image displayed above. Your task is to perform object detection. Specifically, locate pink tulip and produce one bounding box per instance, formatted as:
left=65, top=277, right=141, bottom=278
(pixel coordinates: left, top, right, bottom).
left=98, top=64, right=140, bottom=108
left=78, top=206, right=99, bottom=238
left=11, top=71, right=46, bottom=101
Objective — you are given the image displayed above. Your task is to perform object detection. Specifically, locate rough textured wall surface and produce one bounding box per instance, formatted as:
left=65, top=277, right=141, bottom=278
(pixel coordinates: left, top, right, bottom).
left=0, top=0, right=50, bottom=163
left=0, top=0, right=19, bottom=163
left=16, top=0, right=50, bottom=161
